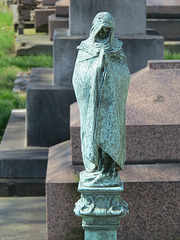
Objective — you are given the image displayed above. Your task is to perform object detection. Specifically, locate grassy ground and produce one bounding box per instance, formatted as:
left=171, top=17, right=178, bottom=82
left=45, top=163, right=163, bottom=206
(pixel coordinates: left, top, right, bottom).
left=0, top=4, right=53, bottom=142
left=164, top=49, right=180, bottom=60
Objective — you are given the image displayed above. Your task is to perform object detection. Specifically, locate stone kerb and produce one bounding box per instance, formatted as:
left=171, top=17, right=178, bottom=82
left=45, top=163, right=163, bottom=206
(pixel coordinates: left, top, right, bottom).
left=69, top=0, right=146, bottom=35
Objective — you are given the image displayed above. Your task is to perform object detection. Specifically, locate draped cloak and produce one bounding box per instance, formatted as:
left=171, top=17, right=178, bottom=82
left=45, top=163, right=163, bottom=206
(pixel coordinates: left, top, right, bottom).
left=72, top=12, right=130, bottom=171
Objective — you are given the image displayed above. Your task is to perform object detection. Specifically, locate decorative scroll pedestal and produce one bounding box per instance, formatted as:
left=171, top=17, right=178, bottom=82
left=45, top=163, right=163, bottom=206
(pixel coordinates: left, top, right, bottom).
left=74, top=181, right=129, bottom=240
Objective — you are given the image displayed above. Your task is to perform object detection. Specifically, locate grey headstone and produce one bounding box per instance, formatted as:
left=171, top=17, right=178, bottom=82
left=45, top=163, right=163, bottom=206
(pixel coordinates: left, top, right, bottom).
left=70, top=0, right=146, bottom=35
left=53, top=29, right=164, bottom=85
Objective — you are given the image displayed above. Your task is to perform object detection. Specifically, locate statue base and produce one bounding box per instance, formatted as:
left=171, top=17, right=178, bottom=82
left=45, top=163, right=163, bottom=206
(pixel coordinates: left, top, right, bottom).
left=74, top=181, right=129, bottom=240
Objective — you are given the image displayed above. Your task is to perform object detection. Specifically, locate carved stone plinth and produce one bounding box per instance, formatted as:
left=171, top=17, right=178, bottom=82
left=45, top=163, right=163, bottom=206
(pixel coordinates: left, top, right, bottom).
left=74, top=182, right=129, bottom=240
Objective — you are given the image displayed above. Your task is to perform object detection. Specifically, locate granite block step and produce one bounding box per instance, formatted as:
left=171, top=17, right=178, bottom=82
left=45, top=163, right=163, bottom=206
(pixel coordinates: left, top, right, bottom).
left=0, top=110, right=48, bottom=196
left=46, top=141, right=180, bottom=240
left=0, top=149, right=48, bottom=178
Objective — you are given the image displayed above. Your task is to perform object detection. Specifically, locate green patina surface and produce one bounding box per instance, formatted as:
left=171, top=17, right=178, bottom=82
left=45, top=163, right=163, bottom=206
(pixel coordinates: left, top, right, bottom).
left=85, top=229, right=117, bottom=240
left=73, top=12, right=130, bottom=187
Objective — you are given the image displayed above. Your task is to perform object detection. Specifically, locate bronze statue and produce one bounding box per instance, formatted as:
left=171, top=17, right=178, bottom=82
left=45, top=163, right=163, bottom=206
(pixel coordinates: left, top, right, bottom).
left=73, top=12, right=130, bottom=187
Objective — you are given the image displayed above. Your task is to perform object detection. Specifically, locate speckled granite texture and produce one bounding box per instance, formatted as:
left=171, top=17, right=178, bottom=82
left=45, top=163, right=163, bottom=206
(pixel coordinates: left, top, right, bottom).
left=148, top=60, right=180, bottom=69
left=46, top=142, right=180, bottom=240
left=46, top=142, right=83, bottom=240
left=47, top=60, right=180, bottom=239
left=71, top=60, right=180, bottom=165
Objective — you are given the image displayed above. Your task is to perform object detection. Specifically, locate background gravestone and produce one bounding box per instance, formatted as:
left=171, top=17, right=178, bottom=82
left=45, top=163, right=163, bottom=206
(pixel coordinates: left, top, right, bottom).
left=146, top=0, right=180, bottom=40
left=70, top=0, right=146, bottom=35
left=54, top=0, right=164, bottom=86
left=48, top=0, right=69, bottom=40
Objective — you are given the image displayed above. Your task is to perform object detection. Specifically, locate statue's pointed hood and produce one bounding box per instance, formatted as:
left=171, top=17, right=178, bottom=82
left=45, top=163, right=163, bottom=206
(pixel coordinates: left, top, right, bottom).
left=78, top=12, right=124, bottom=58
left=89, top=12, right=115, bottom=47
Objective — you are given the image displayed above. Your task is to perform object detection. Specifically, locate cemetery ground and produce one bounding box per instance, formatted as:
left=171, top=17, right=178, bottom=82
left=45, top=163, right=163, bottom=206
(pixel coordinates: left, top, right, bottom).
left=0, top=4, right=53, bottom=142
left=0, top=7, right=50, bottom=239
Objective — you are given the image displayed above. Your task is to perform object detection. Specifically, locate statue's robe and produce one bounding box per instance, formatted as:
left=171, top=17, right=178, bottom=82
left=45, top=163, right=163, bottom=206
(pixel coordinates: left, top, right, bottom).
left=73, top=13, right=130, bottom=171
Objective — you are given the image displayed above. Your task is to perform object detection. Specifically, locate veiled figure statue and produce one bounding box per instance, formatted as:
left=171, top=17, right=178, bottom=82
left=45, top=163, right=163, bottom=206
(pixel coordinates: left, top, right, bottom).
left=73, top=12, right=130, bottom=187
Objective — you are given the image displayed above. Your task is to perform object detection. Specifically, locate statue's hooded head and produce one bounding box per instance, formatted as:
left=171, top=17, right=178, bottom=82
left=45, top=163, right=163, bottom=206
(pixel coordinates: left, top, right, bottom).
left=77, top=12, right=123, bottom=56
left=89, top=12, right=115, bottom=47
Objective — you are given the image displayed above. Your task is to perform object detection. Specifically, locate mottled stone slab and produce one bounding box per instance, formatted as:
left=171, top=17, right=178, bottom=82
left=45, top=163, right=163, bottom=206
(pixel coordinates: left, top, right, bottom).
left=148, top=60, right=180, bottom=69
left=70, top=60, right=180, bottom=165
left=46, top=141, right=180, bottom=240
left=127, top=61, right=180, bottom=125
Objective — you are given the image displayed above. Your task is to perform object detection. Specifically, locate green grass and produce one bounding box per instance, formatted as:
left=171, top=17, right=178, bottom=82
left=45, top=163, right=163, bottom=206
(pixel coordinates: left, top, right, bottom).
left=0, top=90, right=26, bottom=139
left=0, top=4, right=53, bottom=142
left=164, top=49, right=180, bottom=60
left=0, top=6, right=14, bottom=56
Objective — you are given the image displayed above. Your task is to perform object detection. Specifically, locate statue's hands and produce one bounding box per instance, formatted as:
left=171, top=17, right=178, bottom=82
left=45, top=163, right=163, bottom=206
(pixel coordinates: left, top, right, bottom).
left=95, top=47, right=108, bottom=72
left=99, top=48, right=106, bottom=65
